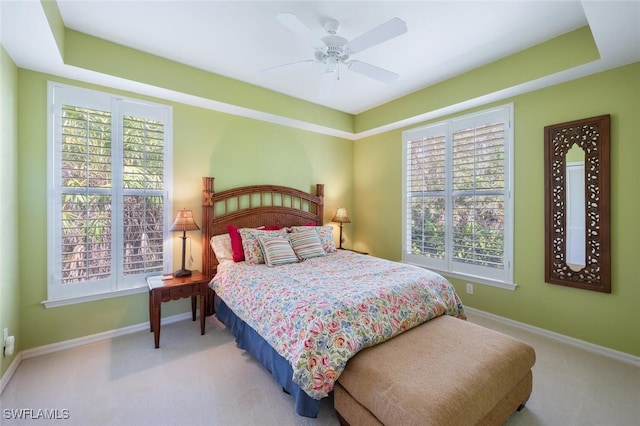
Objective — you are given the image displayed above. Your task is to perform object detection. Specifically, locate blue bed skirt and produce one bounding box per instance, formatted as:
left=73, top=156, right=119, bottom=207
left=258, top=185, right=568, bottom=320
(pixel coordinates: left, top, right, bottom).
left=214, top=295, right=321, bottom=418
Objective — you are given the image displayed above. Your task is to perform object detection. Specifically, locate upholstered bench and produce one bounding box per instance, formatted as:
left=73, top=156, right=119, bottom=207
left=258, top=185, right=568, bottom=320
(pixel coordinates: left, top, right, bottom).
left=334, top=315, right=535, bottom=426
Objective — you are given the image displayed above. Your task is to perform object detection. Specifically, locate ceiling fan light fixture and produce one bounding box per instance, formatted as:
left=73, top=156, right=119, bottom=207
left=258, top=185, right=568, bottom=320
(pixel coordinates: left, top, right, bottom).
left=326, top=55, right=339, bottom=66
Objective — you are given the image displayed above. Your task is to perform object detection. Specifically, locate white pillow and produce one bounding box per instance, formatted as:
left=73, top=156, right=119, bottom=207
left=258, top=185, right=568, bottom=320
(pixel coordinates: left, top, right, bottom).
left=210, top=234, right=233, bottom=263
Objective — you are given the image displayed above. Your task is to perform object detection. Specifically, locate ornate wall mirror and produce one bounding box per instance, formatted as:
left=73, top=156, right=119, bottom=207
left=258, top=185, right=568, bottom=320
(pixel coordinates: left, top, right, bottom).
left=544, top=114, right=610, bottom=293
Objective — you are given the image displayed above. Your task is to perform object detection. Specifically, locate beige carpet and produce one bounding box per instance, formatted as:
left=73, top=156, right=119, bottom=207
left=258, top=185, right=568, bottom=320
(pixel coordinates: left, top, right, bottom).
left=1, top=312, right=638, bottom=425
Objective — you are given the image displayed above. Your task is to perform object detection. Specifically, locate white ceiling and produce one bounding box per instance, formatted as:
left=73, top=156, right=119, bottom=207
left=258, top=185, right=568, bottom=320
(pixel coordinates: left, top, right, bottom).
left=1, top=1, right=639, bottom=116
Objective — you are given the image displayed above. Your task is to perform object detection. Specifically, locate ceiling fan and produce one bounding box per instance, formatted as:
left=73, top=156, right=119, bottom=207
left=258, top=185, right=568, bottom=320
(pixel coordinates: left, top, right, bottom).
left=261, top=13, right=408, bottom=99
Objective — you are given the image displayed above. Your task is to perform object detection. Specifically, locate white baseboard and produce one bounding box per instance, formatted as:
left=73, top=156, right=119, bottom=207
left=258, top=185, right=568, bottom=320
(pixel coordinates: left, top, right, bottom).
left=21, top=311, right=192, bottom=360
left=0, top=311, right=191, bottom=396
left=465, top=307, right=640, bottom=367
left=2, top=308, right=639, bottom=396
left=0, top=352, right=22, bottom=396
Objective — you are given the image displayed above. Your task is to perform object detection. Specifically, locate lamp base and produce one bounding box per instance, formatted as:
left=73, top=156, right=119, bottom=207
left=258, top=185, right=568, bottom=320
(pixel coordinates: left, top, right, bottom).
left=174, top=269, right=192, bottom=277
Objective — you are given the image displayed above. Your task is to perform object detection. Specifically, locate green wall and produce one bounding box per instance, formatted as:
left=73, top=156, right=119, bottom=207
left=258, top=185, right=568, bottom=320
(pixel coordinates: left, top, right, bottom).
left=354, top=62, right=640, bottom=357
left=0, top=45, right=20, bottom=376
left=17, top=70, right=353, bottom=350
left=2, top=2, right=638, bottom=379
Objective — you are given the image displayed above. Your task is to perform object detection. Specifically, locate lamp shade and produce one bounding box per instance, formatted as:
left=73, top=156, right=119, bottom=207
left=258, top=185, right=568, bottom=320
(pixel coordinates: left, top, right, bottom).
left=332, top=207, right=350, bottom=224
left=169, top=209, right=200, bottom=232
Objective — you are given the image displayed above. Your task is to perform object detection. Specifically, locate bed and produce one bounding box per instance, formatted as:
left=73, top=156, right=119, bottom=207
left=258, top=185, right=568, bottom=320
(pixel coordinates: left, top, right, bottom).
left=200, top=177, right=466, bottom=418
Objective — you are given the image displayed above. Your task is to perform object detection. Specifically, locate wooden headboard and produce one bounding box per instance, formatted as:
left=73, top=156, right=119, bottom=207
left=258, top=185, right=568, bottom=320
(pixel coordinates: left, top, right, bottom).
left=201, top=177, right=325, bottom=278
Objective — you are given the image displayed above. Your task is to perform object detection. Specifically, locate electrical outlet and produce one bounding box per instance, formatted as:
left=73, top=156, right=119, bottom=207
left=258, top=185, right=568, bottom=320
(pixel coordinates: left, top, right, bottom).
left=466, top=283, right=474, bottom=295
left=3, top=328, right=7, bottom=343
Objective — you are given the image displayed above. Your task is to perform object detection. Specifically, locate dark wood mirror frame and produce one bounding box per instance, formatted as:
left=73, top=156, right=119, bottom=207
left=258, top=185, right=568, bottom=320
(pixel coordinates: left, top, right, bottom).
left=544, top=114, right=611, bottom=293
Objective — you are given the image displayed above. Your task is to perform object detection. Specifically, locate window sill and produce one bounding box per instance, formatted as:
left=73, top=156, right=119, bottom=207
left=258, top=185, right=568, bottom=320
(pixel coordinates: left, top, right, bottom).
left=404, top=263, right=518, bottom=291
left=444, top=272, right=518, bottom=291
left=42, top=286, right=148, bottom=309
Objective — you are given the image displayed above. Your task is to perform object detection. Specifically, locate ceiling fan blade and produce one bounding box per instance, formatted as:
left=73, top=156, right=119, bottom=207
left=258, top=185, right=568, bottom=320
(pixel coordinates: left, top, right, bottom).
left=260, top=60, right=317, bottom=74
left=346, top=17, right=407, bottom=54
left=348, top=61, right=399, bottom=84
left=318, top=70, right=337, bottom=99
left=276, top=13, right=326, bottom=50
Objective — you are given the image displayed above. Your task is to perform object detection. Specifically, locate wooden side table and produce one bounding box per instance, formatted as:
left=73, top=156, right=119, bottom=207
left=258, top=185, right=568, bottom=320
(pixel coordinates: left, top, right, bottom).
left=147, top=270, right=210, bottom=348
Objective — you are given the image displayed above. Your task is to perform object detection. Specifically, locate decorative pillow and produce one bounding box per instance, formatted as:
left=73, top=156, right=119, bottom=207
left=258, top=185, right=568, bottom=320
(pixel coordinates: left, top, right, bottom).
left=210, top=234, right=233, bottom=263
left=289, top=225, right=336, bottom=253
left=239, top=228, right=289, bottom=264
left=288, top=229, right=326, bottom=260
left=226, top=224, right=246, bottom=262
left=227, top=224, right=284, bottom=262
left=257, top=235, right=299, bottom=267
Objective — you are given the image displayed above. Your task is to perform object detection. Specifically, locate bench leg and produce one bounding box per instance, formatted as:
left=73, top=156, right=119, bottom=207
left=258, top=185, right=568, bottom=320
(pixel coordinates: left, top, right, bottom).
left=335, top=411, right=350, bottom=426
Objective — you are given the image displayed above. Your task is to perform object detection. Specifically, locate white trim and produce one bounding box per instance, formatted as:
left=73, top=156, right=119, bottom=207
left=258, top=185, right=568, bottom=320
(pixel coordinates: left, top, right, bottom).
left=148, top=87, right=357, bottom=140
left=46, top=82, right=174, bottom=302
left=0, top=311, right=191, bottom=396
left=21, top=312, right=191, bottom=360
left=353, top=55, right=637, bottom=140
left=403, top=261, right=518, bottom=291
left=3, top=308, right=638, bottom=398
left=17, top=20, right=636, bottom=143
left=402, top=104, right=514, bottom=285
left=3, top=0, right=639, bottom=141
left=442, top=269, right=518, bottom=291
left=56, top=75, right=357, bottom=140
left=0, top=352, right=22, bottom=396
left=42, top=285, right=148, bottom=309
left=465, top=307, right=640, bottom=368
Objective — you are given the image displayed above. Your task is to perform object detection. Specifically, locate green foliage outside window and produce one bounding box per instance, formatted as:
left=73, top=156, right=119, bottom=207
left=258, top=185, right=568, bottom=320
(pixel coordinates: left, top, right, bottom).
left=59, top=106, right=165, bottom=284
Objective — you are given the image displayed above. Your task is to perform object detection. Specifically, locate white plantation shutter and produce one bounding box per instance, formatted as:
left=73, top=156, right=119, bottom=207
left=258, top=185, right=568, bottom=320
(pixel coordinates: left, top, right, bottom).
left=48, top=83, right=173, bottom=302
left=119, top=104, right=168, bottom=283
left=60, top=105, right=113, bottom=286
left=404, top=123, right=448, bottom=271
left=403, top=105, right=513, bottom=285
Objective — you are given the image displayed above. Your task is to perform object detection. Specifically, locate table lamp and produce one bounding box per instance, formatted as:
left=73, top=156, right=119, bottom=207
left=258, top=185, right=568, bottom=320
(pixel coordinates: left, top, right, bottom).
left=332, top=207, right=350, bottom=249
left=169, top=209, right=200, bottom=277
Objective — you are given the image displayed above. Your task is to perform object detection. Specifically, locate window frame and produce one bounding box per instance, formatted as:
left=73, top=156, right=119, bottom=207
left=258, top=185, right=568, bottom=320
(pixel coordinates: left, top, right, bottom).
left=402, top=104, right=515, bottom=289
left=45, top=82, right=174, bottom=307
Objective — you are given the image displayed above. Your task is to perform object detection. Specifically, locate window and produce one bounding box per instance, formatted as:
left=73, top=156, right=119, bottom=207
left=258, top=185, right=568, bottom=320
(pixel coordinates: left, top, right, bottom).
left=47, top=83, right=173, bottom=304
left=402, top=105, right=513, bottom=287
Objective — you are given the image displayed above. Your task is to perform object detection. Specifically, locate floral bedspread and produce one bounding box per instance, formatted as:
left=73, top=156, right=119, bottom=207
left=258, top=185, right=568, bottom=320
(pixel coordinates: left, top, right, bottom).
left=211, top=250, right=466, bottom=400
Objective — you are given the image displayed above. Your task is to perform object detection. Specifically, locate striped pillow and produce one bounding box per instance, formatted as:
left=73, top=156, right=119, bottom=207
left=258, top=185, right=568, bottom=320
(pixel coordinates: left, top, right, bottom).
left=257, top=235, right=299, bottom=267
left=289, top=229, right=326, bottom=260
left=289, top=225, right=336, bottom=253
left=240, top=228, right=288, bottom=264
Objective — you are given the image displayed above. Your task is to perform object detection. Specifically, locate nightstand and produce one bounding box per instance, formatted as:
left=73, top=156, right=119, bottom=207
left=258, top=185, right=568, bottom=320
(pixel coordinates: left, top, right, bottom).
left=147, top=270, right=210, bottom=348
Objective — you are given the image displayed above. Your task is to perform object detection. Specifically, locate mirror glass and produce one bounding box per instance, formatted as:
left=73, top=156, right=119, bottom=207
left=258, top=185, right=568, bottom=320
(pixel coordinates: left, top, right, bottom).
left=565, top=145, right=585, bottom=271
left=544, top=115, right=610, bottom=293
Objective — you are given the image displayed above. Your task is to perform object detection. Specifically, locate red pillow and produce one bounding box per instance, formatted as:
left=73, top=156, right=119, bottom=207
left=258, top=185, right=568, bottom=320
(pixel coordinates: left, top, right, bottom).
left=226, top=225, right=245, bottom=262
